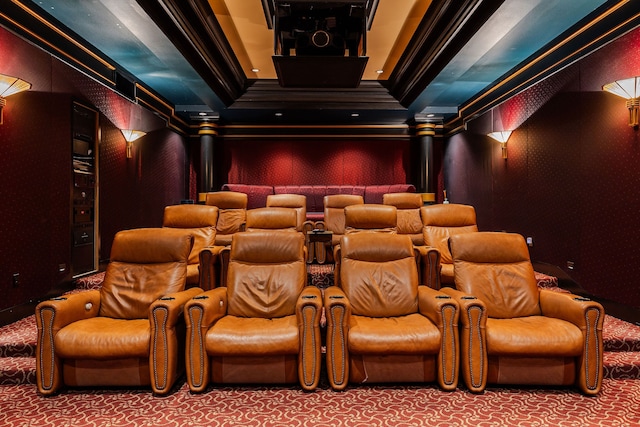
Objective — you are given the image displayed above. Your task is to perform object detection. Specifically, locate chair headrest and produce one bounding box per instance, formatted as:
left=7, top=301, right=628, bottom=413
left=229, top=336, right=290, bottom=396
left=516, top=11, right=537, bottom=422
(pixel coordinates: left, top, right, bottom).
left=383, top=192, right=422, bottom=209
left=345, top=204, right=397, bottom=229
left=163, top=204, right=219, bottom=228
left=110, top=228, right=193, bottom=264
left=205, top=191, right=248, bottom=209
left=230, top=230, right=304, bottom=263
left=421, top=203, right=476, bottom=227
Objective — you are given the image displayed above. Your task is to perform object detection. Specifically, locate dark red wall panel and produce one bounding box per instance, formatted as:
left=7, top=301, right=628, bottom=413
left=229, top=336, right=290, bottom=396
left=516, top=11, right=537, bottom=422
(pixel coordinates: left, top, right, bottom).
left=447, top=27, right=640, bottom=308
left=0, top=27, right=187, bottom=311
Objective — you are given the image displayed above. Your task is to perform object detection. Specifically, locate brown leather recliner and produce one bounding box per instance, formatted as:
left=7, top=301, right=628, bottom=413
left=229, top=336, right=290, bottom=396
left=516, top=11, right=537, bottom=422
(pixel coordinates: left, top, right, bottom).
left=421, top=203, right=478, bottom=286
left=324, top=233, right=459, bottom=391
left=442, top=232, right=604, bottom=395
left=332, top=203, right=397, bottom=286
left=267, top=194, right=317, bottom=263
left=314, top=194, right=364, bottom=264
left=383, top=192, right=423, bottom=245
left=205, top=191, right=248, bottom=246
left=384, top=193, right=442, bottom=289
left=244, top=207, right=298, bottom=232
left=163, top=204, right=218, bottom=287
left=184, top=231, right=322, bottom=392
left=36, top=228, right=202, bottom=396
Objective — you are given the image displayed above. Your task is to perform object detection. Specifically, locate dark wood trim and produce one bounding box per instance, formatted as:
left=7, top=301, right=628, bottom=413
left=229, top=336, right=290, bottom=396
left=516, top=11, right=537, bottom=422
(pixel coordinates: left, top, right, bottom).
left=388, top=0, right=506, bottom=107
left=135, top=0, right=246, bottom=107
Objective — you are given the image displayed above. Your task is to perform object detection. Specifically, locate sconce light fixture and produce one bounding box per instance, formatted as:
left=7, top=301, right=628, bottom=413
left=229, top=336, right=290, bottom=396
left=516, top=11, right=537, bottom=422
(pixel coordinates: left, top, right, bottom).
left=120, top=129, right=146, bottom=158
left=487, top=130, right=512, bottom=159
left=602, top=77, right=640, bottom=128
left=0, top=74, right=32, bottom=125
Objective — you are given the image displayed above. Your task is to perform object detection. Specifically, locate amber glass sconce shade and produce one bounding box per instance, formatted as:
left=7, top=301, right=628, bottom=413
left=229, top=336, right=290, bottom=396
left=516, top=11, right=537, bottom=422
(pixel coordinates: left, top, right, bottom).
left=0, top=74, right=32, bottom=125
left=603, top=77, right=640, bottom=128
left=120, top=129, right=146, bottom=158
left=487, top=130, right=512, bottom=159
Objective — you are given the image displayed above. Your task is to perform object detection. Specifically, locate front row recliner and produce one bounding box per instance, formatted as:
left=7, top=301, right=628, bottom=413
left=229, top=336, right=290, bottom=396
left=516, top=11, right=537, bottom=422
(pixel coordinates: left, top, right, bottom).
left=37, top=228, right=603, bottom=396
left=36, top=228, right=202, bottom=396
left=442, top=232, right=604, bottom=395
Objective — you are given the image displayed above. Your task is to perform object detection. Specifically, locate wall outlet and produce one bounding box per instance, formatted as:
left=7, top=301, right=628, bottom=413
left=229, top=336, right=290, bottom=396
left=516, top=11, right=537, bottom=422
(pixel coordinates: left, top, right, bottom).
left=567, top=261, right=575, bottom=270
left=526, top=237, right=534, bottom=247
left=12, top=273, right=19, bottom=287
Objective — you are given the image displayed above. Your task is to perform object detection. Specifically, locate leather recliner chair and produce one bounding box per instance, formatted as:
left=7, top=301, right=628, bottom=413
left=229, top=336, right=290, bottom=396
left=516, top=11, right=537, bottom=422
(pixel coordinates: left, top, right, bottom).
left=163, top=204, right=218, bottom=287
left=184, top=231, right=323, bottom=392
left=313, top=194, right=364, bottom=264
left=421, top=203, right=478, bottom=286
left=205, top=191, right=248, bottom=246
left=266, top=194, right=316, bottom=263
left=243, top=206, right=298, bottom=232
left=442, top=232, right=604, bottom=395
left=36, top=228, right=202, bottom=396
left=332, top=203, right=397, bottom=286
left=324, top=233, right=459, bottom=391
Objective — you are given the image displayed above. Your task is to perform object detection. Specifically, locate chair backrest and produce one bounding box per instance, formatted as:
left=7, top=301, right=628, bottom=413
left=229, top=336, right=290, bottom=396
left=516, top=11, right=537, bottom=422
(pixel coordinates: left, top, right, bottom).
left=323, top=194, right=364, bottom=243
left=383, top=192, right=423, bottom=245
left=420, top=203, right=478, bottom=264
left=449, top=231, right=541, bottom=319
left=344, top=204, right=397, bottom=234
left=340, top=233, right=418, bottom=317
left=226, top=231, right=306, bottom=319
left=162, top=204, right=218, bottom=265
left=205, top=191, right=248, bottom=244
left=100, top=228, right=193, bottom=319
left=266, top=194, right=307, bottom=231
left=245, top=207, right=298, bottom=232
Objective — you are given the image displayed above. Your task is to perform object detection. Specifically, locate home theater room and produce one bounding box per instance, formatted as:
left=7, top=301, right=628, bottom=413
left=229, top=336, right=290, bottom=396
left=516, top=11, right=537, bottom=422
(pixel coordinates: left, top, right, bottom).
left=1, top=0, right=640, bottom=425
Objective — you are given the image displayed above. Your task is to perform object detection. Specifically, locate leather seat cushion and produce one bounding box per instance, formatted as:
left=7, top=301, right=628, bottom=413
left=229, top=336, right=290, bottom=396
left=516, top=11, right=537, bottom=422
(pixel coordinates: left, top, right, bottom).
left=348, top=313, right=441, bottom=355
left=206, top=315, right=299, bottom=356
left=487, top=316, right=584, bottom=357
left=55, top=318, right=150, bottom=358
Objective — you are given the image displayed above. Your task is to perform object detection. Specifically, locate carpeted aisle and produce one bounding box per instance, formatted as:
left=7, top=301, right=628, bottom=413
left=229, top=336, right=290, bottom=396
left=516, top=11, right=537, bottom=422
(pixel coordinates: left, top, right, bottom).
left=1, top=379, right=640, bottom=426
left=2, top=269, right=640, bottom=426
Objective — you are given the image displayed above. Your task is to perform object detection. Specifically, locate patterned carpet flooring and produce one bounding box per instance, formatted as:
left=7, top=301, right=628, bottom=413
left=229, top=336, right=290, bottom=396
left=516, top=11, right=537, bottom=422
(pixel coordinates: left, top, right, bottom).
left=1, top=269, right=640, bottom=426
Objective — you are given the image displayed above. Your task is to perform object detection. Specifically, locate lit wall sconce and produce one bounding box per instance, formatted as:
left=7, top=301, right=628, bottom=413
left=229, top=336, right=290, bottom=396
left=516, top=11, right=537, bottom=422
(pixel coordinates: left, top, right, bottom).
left=120, top=129, right=146, bottom=158
left=0, top=74, right=32, bottom=125
left=602, top=77, right=640, bottom=128
left=488, top=130, right=512, bottom=159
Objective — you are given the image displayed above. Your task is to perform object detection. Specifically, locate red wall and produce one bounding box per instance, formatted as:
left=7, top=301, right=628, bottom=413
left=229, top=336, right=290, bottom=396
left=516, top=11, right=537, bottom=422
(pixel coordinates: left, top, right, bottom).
left=223, top=138, right=412, bottom=186
left=446, top=27, right=640, bottom=308
left=0, top=27, right=188, bottom=311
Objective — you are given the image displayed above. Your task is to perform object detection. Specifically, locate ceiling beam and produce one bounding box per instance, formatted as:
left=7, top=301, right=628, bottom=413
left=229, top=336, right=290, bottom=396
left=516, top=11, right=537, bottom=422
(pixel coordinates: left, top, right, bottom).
left=135, top=0, right=247, bottom=107
left=388, top=0, right=506, bottom=108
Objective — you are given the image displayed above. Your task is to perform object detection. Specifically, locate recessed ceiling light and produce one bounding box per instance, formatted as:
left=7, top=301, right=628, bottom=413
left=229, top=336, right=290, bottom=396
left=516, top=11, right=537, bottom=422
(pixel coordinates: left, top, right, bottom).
left=198, top=112, right=207, bottom=116
left=251, top=68, right=260, bottom=73
left=275, top=112, right=283, bottom=117
left=376, top=69, right=384, bottom=74
left=351, top=113, right=360, bottom=117
left=426, top=113, right=435, bottom=118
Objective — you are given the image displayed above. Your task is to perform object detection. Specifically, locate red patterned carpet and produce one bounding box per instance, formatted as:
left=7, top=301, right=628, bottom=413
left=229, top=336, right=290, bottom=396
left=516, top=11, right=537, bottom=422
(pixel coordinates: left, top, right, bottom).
left=1, top=379, right=640, bottom=426
left=2, top=269, right=640, bottom=426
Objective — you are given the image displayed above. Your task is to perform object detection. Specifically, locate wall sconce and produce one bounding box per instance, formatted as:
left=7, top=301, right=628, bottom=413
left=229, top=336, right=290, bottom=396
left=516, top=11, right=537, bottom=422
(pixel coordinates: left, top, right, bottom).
left=602, top=77, right=640, bottom=128
left=0, top=74, right=32, bottom=125
left=487, top=130, right=511, bottom=159
left=120, top=129, right=146, bottom=158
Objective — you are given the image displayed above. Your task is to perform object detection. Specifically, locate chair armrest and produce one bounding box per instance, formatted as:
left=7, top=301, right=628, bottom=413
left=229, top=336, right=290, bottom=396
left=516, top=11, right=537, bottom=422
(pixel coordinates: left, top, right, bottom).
left=296, top=286, right=323, bottom=391
left=440, top=287, right=488, bottom=393
left=414, top=245, right=441, bottom=289
left=184, top=288, right=228, bottom=392
left=333, top=244, right=342, bottom=286
left=539, top=290, right=604, bottom=328
left=149, top=286, right=203, bottom=395
left=198, top=245, right=227, bottom=290
left=323, top=286, right=351, bottom=391
left=150, top=287, right=204, bottom=328
left=539, top=289, right=604, bottom=395
left=36, top=290, right=101, bottom=330
left=35, top=290, right=101, bottom=395
left=417, top=286, right=459, bottom=391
